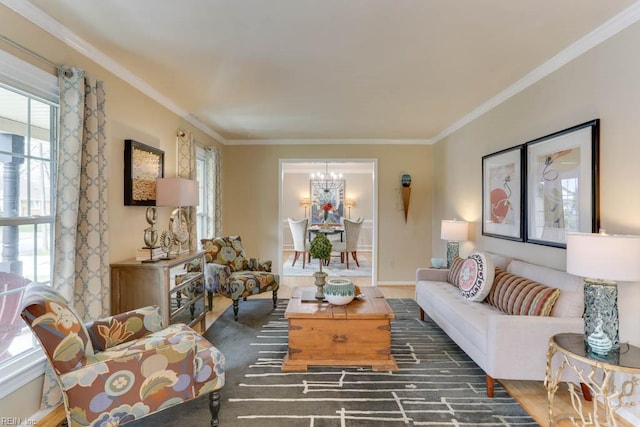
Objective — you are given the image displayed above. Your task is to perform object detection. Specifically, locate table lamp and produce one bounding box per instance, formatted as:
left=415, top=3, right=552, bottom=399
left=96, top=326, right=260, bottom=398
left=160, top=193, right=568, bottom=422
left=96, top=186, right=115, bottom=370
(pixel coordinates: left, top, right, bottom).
left=566, top=232, right=640, bottom=355
left=345, top=199, right=356, bottom=219
left=300, top=197, right=311, bottom=218
left=156, top=177, right=199, bottom=256
left=441, top=220, right=468, bottom=268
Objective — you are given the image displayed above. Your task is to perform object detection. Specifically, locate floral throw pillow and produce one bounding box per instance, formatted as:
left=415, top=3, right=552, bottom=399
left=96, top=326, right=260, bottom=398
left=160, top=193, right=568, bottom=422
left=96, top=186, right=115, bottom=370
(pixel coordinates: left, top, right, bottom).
left=458, top=252, right=495, bottom=302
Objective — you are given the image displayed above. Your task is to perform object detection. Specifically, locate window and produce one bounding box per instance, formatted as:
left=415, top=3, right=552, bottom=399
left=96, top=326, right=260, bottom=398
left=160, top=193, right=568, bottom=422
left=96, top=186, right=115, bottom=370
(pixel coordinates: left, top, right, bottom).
left=195, top=145, right=210, bottom=240
left=0, top=51, right=58, bottom=398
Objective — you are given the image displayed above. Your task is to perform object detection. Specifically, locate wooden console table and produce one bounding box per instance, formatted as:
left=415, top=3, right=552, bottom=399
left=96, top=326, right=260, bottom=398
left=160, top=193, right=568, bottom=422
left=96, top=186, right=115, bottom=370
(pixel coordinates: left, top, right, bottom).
left=282, top=286, right=398, bottom=372
left=110, top=250, right=206, bottom=332
left=544, top=333, right=640, bottom=426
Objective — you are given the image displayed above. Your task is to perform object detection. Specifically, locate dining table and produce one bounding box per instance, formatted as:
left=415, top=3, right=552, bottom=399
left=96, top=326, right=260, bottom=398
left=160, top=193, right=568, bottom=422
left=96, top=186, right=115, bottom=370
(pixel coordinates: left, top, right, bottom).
left=308, top=225, right=344, bottom=242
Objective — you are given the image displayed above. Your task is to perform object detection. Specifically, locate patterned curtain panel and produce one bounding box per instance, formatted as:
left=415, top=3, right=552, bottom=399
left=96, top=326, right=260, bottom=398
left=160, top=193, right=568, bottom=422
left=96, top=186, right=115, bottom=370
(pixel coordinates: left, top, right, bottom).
left=177, top=130, right=197, bottom=250
left=211, top=146, right=222, bottom=236
left=42, top=66, right=110, bottom=409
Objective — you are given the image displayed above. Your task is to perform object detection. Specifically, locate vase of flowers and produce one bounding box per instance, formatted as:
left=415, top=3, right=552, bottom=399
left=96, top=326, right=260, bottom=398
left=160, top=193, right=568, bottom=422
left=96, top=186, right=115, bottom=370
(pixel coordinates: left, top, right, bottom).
left=321, top=202, right=333, bottom=228
left=309, top=233, right=332, bottom=299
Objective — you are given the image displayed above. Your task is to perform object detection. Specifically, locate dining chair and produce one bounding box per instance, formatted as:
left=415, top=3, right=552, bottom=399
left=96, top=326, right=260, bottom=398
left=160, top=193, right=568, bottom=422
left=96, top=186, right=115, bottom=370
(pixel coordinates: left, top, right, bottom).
left=332, top=218, right=364, bottom=269
left=287, top=217, right=310, bottom=268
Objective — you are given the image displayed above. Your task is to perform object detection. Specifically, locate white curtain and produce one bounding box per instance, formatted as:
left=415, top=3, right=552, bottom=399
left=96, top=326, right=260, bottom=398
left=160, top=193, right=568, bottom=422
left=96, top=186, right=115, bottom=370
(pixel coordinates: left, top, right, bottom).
left=41, top=66, right=110, bottom=409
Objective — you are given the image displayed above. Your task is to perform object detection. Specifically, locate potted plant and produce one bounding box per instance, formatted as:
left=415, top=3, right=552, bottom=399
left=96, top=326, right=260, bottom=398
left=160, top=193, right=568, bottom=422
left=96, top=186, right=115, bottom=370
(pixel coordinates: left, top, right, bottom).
left=309, top=233, right=332, bottom=299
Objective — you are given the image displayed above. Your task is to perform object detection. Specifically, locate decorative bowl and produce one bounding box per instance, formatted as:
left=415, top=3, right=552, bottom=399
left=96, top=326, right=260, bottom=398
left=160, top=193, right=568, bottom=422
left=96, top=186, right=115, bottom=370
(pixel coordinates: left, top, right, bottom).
left=431, top=257, right=447, bottom=269
left=324, top=278, right=355, bottom=305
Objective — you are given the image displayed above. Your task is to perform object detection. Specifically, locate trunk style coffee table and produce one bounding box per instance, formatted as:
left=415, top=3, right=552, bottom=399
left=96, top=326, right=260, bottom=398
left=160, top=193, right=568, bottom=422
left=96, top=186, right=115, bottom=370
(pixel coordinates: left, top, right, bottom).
left=282, top=286, right=398, bottom=372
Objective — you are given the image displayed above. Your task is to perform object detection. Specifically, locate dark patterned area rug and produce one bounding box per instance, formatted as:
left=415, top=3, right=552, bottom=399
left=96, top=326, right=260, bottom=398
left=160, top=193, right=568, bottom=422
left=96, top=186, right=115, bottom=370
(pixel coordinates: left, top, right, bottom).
left=131, top=298, right=539, bottom=426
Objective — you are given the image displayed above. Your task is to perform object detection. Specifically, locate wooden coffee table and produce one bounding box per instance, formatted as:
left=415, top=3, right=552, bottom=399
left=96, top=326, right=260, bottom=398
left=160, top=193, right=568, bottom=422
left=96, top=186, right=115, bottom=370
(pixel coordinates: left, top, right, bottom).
left=281, top=286, right=398, bottom=372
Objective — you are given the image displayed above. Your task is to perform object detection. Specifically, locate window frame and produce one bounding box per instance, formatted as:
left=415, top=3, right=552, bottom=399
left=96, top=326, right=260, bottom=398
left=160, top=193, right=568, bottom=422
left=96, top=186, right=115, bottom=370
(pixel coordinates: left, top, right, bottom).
left=0, top=50, right=58, bottom=399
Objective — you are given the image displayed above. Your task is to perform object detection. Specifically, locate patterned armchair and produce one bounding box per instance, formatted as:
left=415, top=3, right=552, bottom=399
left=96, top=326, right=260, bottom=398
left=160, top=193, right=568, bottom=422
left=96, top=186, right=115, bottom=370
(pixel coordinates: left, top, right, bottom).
left=20, top=283, right=225, bottom=427
left=202, top=235, right=279, bottom=321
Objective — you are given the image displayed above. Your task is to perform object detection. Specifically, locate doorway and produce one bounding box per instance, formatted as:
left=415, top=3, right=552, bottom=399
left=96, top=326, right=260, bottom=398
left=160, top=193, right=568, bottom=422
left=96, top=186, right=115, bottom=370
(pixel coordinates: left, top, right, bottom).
left=278, top=159, right=377, bottom=285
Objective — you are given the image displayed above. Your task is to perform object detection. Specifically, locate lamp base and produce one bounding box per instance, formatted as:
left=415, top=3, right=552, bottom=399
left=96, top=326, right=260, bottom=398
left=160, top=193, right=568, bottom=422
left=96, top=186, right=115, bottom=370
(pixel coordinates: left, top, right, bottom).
left=446, top=241, right=459, bottom=269
left=583, top=279, right=619, bottom=352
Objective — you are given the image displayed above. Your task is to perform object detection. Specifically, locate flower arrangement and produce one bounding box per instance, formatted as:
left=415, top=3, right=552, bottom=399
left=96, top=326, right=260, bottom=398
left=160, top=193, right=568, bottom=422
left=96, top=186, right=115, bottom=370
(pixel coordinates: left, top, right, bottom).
left=321, top=202, right=333, bottom=221
left=309, top=233, right=332, bottom=272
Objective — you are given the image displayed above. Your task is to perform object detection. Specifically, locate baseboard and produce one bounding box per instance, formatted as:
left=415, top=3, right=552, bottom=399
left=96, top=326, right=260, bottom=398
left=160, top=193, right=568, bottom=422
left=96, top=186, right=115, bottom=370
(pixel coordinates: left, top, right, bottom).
left=376, top=281, right=415, bottom=286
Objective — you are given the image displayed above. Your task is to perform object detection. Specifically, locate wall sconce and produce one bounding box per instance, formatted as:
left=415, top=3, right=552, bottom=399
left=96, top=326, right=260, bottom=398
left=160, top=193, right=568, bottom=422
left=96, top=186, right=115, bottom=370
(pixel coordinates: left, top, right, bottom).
left=300, top=197, right=311, bottom=218
left=345, top=199, right=356, bottom=219
left=401, top=174, right=411, bottom=223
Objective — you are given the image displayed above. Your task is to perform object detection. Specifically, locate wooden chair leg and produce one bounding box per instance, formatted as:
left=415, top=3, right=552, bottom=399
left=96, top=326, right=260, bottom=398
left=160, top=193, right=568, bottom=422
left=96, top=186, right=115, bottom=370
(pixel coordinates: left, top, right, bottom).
left=232, top=299, right=239, bottom=321
left=207, top=290, right=213, bottom=311
left=419, top=307, right=425, bottom=321
left=209, top=390, right=221, bottom=427
left=351, top=251, right=360, bottom=267
left=302, top=252, right=306, bottom=269
left=291, top=251, right=299, bottom=267
left=580, top=382, right=593, bottom=401
left=486, top=374, right=495, bottom=397
left=345, top=252, right=349, bottom=269
left=272, top=289, right=278, bottom=308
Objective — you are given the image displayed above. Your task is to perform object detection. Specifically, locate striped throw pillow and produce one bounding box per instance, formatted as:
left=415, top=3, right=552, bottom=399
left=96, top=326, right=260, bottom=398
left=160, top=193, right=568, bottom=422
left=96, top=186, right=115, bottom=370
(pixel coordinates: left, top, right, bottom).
left=447, top=256, right=465, bottom=287
left=487, top=268, right=560, bottom=316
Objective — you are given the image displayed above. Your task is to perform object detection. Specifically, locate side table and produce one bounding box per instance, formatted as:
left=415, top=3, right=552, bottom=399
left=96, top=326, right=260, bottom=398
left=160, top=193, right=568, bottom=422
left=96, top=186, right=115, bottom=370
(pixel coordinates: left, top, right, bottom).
left=544, top=333, right=640, bottom=426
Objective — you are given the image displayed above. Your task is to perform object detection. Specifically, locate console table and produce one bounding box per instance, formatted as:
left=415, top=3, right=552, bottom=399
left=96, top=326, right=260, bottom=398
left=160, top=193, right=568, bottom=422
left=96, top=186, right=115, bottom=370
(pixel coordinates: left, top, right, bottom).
left=544, top=333, right=640, bottom=426
left=110, top=250, right=206, bottom=332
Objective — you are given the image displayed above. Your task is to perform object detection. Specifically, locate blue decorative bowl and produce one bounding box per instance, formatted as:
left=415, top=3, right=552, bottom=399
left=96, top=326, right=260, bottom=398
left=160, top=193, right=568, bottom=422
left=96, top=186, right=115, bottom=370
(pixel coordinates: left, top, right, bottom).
left=324, top=279, right=355, bottom=305
left=431, top=257, right=447, bottom=269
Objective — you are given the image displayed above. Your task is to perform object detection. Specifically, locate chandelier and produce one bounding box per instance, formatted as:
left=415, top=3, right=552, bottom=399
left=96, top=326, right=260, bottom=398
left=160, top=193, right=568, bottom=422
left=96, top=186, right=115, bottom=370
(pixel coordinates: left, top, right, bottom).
left=310, top=163, right=343, bottom=193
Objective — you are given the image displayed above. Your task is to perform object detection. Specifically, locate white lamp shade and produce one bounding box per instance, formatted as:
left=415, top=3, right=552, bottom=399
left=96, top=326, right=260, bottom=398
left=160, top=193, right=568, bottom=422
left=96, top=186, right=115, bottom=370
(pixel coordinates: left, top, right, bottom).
left=441, top=220, right=468, bottom=241
left=300, top=197, right=311, bottom=206
left=156, top=178, right=199, bottom=207
left=566, top=232, right=640, bottom=281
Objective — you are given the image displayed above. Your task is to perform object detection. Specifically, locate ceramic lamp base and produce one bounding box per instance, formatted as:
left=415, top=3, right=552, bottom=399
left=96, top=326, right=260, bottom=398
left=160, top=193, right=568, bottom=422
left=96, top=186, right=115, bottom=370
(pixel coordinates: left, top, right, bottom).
left=446, top=241, right=459, bottom=268
left=583, top=279, right=619, bottom=352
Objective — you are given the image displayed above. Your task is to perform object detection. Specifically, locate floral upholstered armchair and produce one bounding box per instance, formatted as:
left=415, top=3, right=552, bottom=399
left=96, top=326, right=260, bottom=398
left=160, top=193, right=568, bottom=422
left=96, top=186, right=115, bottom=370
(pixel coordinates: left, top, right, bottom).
left=20, top=283, right=225, bottom=427
left=202, top=235, right=279, bottom=321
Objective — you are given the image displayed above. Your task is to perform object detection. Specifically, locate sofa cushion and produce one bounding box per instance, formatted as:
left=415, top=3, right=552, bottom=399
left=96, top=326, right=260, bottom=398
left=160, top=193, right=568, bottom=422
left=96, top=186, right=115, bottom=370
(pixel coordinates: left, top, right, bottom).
left=487, top=268, right=560, bottom=316
left=458, top=252, right=495, bottom=301
left=507, top=260, right=583, bottom=317
left=201, top=236, right=247, bottom=272
left=447, top=256, right=465, bottom=287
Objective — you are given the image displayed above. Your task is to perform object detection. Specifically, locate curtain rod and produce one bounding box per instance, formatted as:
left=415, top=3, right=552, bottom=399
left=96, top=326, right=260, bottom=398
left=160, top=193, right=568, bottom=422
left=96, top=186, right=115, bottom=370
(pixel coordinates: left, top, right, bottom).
left=0, top=34, right=72, bottom=77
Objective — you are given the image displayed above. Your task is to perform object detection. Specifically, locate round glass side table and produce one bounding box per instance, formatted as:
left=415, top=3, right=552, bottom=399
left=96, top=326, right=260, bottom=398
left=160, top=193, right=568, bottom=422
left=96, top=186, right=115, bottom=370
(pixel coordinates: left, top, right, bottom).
left=544, top=333, right=640, bottom=426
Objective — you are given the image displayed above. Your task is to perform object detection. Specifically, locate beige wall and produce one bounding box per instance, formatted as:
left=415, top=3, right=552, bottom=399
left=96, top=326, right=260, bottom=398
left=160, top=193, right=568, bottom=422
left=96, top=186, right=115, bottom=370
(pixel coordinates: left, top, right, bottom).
left=432, top=19, right=640, bottom=311
left=223, top=144, right=433, bottom=282
left=432, top=20, right=640, bottom=422
left=0, top=5, right=222, bottom=419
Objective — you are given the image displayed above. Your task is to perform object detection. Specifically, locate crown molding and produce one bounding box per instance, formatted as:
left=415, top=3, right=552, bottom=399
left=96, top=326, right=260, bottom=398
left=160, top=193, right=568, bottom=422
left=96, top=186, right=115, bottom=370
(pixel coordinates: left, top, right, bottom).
left=0, top=0, right=227, bottom=144
left=225, top=138, right=433, bottom=146
left=432, top=0, right=640, bottom=144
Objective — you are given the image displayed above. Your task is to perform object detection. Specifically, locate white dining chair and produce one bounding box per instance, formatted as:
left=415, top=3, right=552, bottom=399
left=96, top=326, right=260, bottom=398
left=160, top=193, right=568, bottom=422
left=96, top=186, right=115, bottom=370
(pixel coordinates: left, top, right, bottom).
left=332, top=218, right=364, bottom=269
left=288, top=217, right=310, bottom=268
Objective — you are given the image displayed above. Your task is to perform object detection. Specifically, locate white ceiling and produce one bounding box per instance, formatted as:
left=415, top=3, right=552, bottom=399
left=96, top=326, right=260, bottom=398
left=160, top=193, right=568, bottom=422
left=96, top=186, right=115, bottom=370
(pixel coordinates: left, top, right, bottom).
left=8, top=0, right=640, bottom=143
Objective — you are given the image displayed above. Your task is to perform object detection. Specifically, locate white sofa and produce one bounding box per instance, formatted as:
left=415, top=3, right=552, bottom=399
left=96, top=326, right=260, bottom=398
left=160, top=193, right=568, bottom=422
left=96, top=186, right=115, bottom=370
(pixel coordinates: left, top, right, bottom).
left=415, top=255, right=584, bottom=397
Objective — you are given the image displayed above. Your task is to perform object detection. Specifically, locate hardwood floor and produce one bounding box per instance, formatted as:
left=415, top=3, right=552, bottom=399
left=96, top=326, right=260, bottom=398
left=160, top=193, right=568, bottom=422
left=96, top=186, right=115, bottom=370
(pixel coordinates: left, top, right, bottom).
left=37, top=278, right=631, bottom=427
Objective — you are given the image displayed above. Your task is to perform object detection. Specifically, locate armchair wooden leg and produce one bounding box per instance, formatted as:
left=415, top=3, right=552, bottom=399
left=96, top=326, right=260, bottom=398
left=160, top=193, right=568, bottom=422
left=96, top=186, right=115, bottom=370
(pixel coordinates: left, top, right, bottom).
left=292, top=251, right=300, bottom=267
left=420, top=307, right=425, bottom=321
left=209, top=390, right=221, bottom=427
left=207, top=290, right=213, bottom=311
left=272, top=289, right=278, bottom=308
left=232, top=299, right=239, bottom=321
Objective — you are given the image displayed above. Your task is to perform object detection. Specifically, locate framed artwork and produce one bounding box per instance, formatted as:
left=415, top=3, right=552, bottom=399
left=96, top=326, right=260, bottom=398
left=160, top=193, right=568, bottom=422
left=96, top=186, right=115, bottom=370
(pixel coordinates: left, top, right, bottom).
left=482, top=145, right=525, bottom=241
left=310, top=180, right=345, bottom=225
left=525, top=119, right=600, bottom=248
left=124, top=139, right=164, bottom=206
